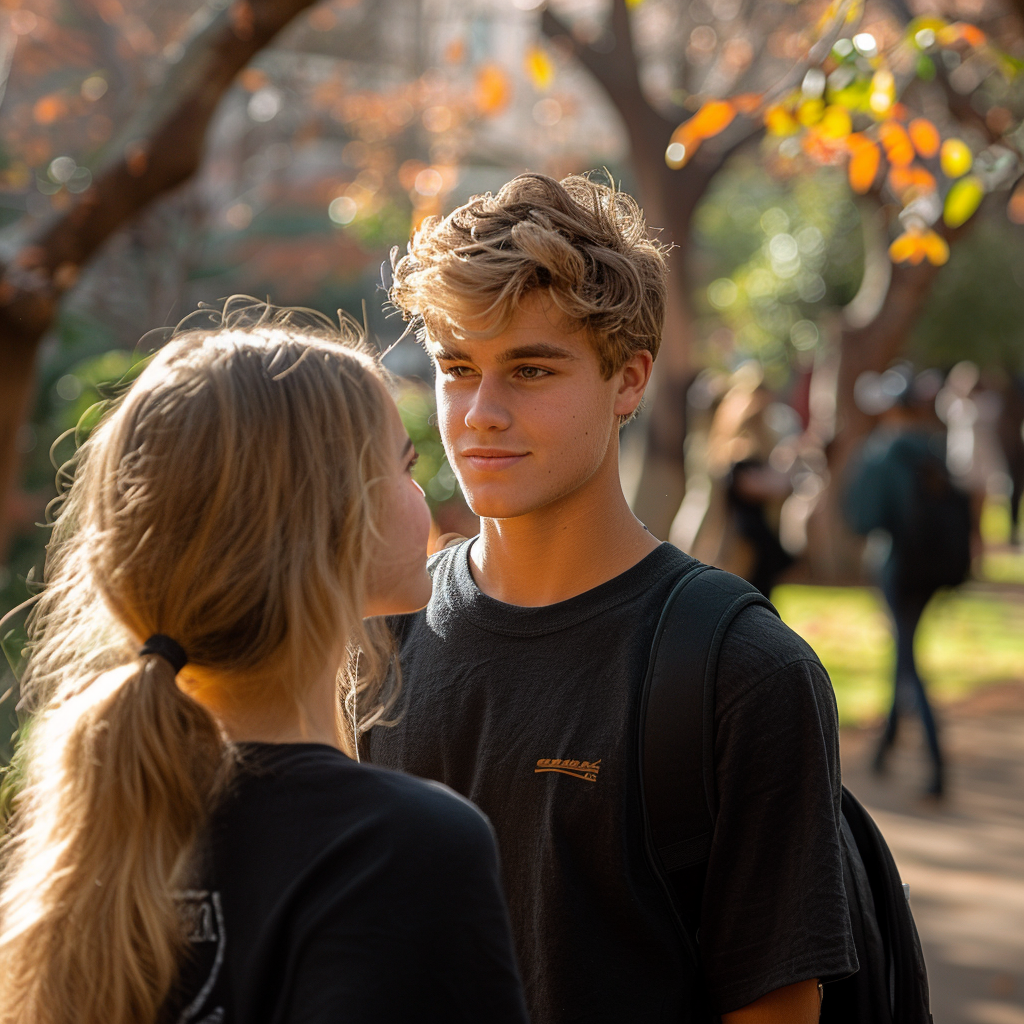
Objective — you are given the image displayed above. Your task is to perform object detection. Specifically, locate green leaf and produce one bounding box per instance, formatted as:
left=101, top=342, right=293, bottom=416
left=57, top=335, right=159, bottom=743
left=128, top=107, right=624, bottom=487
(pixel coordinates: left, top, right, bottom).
left=916, top=54, right=936, bottom=80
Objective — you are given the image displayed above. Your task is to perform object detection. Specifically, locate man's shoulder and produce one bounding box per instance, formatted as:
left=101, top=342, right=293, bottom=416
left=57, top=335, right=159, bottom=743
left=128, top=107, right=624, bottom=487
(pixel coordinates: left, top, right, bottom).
left=714, top=596, right=830, bottom=714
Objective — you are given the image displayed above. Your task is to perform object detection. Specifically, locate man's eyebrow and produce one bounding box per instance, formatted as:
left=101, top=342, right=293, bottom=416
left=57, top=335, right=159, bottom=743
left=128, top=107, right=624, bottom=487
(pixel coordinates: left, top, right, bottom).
left=433, top=344, right=471, bottom=362
left=432, top=342, right=577, bottom=363
left=496, top=344, right=576, bottom=363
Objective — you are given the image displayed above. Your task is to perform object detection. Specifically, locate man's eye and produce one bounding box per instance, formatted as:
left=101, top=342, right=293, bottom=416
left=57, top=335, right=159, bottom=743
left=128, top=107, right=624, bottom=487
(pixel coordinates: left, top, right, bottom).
left=517, top=366, right=549, bottom=380
left=406, top=453, right=419, bottom=474
left=442, top=365, right=475, bottom=378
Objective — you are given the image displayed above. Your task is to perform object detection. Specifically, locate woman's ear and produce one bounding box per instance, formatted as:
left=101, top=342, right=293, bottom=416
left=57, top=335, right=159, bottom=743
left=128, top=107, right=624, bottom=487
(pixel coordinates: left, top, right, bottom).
left=613, top=350, right=654, bottom=420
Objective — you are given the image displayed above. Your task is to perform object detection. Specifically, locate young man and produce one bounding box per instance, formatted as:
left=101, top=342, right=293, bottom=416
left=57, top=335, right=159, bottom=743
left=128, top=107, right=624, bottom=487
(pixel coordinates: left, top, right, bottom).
left=370, top=173, right=857, bottom=1023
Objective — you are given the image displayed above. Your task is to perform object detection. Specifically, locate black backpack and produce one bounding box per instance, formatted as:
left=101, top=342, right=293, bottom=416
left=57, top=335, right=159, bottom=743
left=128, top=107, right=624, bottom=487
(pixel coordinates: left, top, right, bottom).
left=892, top=447, right=972, bottom=593
left=638, top=561, right=933, bottom=1023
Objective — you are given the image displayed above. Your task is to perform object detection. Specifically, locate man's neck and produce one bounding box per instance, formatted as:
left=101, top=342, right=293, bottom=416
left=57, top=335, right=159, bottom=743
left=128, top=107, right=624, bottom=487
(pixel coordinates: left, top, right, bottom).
left=468, top=458, right=661, bottom=607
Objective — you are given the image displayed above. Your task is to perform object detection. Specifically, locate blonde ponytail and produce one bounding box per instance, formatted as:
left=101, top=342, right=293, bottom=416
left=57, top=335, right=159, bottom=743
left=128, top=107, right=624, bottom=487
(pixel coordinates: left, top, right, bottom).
left=0, top=302, right=398, bottom=1024
left=0, top=655, right=223, bottom=1024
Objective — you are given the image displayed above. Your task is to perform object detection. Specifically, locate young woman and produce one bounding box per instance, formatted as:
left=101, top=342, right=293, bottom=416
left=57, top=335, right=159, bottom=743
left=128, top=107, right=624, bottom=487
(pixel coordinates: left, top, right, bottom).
left=0, top=303, right=529, bottom=1024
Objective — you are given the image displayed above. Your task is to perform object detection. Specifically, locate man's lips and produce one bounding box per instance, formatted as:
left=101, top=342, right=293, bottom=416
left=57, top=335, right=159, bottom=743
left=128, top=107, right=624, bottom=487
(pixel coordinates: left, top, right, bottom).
left=458, top=448, right=529, bottom=471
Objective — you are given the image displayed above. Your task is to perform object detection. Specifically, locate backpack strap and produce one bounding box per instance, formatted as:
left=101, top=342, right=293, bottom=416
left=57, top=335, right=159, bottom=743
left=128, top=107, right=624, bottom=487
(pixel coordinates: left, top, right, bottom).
left=638, top=561, right=778, bottom=936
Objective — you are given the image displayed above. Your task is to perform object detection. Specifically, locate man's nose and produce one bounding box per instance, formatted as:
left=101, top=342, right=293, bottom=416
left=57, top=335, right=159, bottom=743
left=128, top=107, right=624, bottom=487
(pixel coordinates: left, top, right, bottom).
left=464, top=374, right=512, bottom=432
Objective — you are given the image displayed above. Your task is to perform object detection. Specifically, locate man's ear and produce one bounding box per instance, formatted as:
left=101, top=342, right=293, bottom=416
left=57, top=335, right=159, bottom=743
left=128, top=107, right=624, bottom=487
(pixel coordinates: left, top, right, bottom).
left=612, top=349, right=654, bottom=420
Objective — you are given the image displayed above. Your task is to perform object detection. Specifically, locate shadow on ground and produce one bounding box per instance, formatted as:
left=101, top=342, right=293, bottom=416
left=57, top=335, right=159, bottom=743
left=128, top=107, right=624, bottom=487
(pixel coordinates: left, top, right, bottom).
left=842, top=682, right=1024, bottom=1024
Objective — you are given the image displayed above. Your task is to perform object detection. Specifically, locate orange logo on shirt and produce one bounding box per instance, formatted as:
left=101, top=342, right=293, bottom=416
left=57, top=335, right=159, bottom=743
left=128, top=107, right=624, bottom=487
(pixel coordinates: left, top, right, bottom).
left=535, top=758, right=601, bottom=783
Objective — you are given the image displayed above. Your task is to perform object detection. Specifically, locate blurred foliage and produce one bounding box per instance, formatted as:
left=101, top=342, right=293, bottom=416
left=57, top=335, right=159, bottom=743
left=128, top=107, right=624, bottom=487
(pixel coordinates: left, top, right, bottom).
left=692, top=157, right=864, bottom=382
left=396, top=382, right=461, bottom=508
left=670, top=12, right=1024, bottom=267
left=908, top=211, right=1024, bottom=371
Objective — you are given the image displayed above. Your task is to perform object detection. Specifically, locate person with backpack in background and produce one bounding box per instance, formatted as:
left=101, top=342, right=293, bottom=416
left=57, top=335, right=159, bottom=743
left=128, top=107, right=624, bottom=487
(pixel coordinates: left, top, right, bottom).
left=844, top=364, right=973, bottom=800
left=0, top=303, right=530, bottom=1024
left=370, top=172, right=870, bottom=1024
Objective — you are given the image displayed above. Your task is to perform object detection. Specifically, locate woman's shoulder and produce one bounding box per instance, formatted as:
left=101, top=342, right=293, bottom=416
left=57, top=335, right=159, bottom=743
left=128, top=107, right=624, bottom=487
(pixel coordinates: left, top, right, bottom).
left=223, top=742, right=494, bottom=857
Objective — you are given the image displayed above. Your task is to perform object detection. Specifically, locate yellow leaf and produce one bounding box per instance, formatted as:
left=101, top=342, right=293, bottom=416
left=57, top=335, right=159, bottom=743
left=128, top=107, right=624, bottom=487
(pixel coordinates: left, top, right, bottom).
left=921, top=230, right=949, bottom=265
left=797, top=98, right=825, bottom=126
left=888, top=232, right=919, bottom=263
left=819, top=104, right=852, bottom=139
left=940, top=138, right=972, bottom=178
left=869, top=69, right=895, bottom=116
left=525, top=47, right=555, bottom=92
left=765, top=104, right=799, bottom=136
left=943, top=175, right=984, bottom=228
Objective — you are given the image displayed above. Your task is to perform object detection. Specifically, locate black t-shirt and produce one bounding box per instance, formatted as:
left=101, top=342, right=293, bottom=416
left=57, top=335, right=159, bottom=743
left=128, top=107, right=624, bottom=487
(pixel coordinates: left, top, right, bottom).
left=161, top=742, right=529, bottom=1024
left=369, top=541, right=857, bottom=1022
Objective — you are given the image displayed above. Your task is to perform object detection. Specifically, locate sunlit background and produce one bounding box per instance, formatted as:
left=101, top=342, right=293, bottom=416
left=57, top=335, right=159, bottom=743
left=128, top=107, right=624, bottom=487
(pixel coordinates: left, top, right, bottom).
left=2, top=0, right=1024, bottom=1019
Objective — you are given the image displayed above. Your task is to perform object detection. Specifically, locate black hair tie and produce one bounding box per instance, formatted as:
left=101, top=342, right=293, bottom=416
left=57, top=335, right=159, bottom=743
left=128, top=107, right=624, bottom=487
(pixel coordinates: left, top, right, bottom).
left=139, top=634, right=188, bottom=674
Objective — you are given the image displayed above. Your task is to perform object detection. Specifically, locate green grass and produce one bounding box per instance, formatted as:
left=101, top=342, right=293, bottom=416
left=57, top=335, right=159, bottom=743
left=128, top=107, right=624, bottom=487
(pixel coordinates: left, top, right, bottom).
left=774, top=496, right=1024, bottom=726
left=773, top=583, right=1024, bottom=727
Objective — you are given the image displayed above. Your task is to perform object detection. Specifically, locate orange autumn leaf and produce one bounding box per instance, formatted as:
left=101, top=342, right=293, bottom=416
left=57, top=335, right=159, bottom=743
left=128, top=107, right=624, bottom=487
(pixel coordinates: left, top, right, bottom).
left=888, top=166, right=913, bottom=193
left=667, top=121, right=702, bottom=167
left=732, top=93, right=763, bottom=115
left=912, top=166, right=937, bottom=192
left=803, top=128, right=847, bottom=166
left=908, top=118, right=940, bottom=159
left=1009, top=180, right=1024, bottom=225
left=888, top=165, right=936, bottom=197
left=879, top=121, right=914, bottom=167
left=475, top=64, right=511, bottom=115
left=889, top=103, right=910, bottom=122
left=239, top=68, right=268, bottom=92
left=688, top=100, right=736, bottom=140
left=958, top=22, right=987, bottom=47
left=848, top=138, right=881, bottom=193
left=669, top=120, right=700, bottom=148
left=33, top=94, right=67, bottom=125
left=444, top=38, right=466, bottom=64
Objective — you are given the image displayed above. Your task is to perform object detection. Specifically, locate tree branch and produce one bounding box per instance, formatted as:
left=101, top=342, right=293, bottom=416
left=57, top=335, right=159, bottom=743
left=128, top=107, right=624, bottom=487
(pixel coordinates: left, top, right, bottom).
left=0, top=0, right=317, bottom=562
left=541, top=0, right=659, bottom=128
left=0, top=0, right=319, bottom=357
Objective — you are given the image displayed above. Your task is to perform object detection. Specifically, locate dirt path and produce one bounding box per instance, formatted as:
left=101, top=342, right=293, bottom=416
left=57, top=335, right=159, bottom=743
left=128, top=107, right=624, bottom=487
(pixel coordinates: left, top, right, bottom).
left=841, top=683, right=1024, bottom=1024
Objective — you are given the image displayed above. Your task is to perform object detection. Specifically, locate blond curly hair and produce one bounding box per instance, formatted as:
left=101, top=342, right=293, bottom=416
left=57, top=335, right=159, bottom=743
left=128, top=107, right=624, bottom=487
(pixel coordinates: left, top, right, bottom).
left=389, top=172, right=669, bottom=378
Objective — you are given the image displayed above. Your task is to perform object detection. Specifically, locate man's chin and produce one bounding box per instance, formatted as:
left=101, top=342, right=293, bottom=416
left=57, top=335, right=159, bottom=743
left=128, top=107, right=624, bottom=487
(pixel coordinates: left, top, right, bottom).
left=464, top=488, right=560, bottom=521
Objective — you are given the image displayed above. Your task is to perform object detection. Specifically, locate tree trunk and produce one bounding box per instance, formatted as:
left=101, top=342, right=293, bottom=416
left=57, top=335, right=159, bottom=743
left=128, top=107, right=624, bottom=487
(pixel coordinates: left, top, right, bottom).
left=0, top=0, right=318, bottom=565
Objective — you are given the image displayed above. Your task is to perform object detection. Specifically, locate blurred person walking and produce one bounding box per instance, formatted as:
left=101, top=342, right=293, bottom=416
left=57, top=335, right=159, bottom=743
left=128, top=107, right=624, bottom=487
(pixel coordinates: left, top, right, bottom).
left=844, top=365, right=972, bottom=799
left=994, top=372, right=1024, bottom=546
left=0, top=304, right=529, bottom=1024
left=691, top=365, right=795, bottom=597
